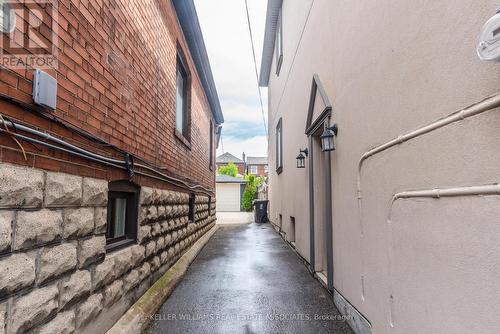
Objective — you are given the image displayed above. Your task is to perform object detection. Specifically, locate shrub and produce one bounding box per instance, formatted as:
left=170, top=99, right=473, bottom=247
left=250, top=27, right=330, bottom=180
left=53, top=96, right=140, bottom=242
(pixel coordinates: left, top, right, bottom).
left=218, top=162, right=238, bottom=177
left=241, top=175, right=265, bottom=211
left=242, top=184, right=256, bottom=211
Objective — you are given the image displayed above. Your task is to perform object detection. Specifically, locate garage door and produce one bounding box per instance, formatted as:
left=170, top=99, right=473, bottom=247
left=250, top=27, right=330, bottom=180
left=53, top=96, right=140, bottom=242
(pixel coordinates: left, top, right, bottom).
left=216, top=183, right=241, bottom=212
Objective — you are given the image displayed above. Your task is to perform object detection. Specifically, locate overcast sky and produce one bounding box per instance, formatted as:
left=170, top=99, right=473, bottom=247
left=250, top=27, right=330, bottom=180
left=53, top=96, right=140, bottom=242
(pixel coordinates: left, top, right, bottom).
left=194, top=0, right=268, bottom=160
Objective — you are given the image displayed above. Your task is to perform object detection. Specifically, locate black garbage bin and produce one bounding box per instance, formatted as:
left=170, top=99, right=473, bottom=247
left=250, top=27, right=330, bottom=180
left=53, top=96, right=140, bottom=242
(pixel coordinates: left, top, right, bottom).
left=253, top=199, right=269, bottom=224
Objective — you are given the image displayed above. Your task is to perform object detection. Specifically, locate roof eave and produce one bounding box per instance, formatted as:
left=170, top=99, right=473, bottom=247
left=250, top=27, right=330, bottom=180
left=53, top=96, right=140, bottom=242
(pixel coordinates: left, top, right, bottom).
left=258, top=0, right=283, bottom=87
left=216, top=181, right=245, bottom=184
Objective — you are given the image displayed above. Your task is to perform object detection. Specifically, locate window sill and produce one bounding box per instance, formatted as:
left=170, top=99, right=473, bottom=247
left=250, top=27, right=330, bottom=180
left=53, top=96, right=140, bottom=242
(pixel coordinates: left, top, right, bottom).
left=106, top=238, right=136, bottom=253
left=174, top=129, right=192, bottom=150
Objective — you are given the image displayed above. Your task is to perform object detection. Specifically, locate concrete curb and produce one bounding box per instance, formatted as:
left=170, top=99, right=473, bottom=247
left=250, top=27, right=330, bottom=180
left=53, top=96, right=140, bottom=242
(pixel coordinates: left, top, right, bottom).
left=106, top=225, right=219, bottom=334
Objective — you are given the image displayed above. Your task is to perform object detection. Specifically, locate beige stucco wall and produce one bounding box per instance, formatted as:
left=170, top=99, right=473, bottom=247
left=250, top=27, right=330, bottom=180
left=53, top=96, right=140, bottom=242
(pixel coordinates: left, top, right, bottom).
left=266, top=0, right=500, bottom=333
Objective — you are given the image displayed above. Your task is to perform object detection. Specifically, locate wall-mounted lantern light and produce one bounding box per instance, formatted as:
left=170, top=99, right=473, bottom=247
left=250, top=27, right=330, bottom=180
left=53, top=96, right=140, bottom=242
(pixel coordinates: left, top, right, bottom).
left=296, top=148, right=309, bottom=168
left=321, top=124, right=338, bottom=152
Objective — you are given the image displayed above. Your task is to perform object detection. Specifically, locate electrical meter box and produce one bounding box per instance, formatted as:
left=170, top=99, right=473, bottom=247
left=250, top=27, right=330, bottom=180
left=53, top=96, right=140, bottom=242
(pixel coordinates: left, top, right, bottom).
left=478, top=12, right=500, bottom=61
left=33, top=69, right=57, bottom=110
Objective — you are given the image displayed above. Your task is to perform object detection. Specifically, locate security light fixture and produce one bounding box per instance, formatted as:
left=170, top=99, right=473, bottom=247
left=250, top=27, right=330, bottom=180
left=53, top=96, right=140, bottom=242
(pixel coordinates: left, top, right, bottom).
left=477, top=7, right=500, bottom=61
left=296, top=148, right=309, bottom=168
left=321, top=124, right=338, bottom=152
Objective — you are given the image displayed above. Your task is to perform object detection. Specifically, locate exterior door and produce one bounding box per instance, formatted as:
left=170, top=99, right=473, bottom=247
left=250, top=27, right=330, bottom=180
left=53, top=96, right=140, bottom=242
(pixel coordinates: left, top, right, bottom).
left=312, top=135, right=328, bottom=274
left=308, top=122, right=334, bottom=291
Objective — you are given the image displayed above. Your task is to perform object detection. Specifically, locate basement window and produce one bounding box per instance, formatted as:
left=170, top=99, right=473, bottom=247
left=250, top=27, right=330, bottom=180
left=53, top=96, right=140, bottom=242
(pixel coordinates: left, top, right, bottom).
left=290, top=216, right=296, bottom=245
left=106, top=181, right=139, bottom=252
left=208, top=196, right=212, bottom=216
left=188, top=194, right=195, bottom=223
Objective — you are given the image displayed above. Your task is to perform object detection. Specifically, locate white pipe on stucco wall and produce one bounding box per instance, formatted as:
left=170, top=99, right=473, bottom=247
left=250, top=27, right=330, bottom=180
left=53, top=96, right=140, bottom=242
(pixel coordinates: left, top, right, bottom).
left=385, top=182, right=500, bottom=328
left=388, top=183, right=500, bottom=219
left=354, top=92, right=500, bottom=327
left=392, top=183, right=500, bottom=201
left=356, top=92, right=500, bottom=235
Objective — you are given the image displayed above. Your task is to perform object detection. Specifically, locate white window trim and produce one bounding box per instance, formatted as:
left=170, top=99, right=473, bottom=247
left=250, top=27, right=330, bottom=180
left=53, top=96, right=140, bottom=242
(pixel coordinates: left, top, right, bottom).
left=275, top=8, right=283, bottom=75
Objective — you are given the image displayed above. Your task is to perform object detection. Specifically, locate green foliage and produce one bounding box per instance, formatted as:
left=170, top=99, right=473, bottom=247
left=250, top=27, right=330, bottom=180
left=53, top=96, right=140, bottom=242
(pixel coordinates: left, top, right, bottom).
left=218, top=162, right=238, bottom=177
left=242, top=175, right=265, bottom=211
left=242, top=183, right=256, bottom=211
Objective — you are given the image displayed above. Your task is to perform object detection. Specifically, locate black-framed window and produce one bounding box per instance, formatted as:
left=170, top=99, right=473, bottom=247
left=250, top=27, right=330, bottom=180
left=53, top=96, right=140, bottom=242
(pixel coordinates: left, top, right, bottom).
left=208, top=196, right=212, bottom=216
left=176, top=55, right=189, bottom=138
left=276, top=118, right=283, bottom=174
left=188, top=194, right=195, bottom=223
left=106, top=180, right=139, bottom=252
left=209, top=120, right=214, bottom=170
left=275, top=7, right=283, bottom=75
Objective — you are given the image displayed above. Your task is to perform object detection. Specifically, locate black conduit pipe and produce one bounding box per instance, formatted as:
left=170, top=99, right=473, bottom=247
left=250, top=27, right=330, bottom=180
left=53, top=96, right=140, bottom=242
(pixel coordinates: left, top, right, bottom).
left=0, top=130, right=126, bottom=170
left=0, top=118, right=125, bottom=165
left=0, top=93, right=208, bottom=181
left=0, top=120, right=214, bottom=195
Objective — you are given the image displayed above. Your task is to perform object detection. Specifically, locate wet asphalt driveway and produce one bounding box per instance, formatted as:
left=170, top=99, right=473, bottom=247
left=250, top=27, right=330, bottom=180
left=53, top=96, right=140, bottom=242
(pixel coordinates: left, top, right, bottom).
left=147, top=223, right=353, bottom=334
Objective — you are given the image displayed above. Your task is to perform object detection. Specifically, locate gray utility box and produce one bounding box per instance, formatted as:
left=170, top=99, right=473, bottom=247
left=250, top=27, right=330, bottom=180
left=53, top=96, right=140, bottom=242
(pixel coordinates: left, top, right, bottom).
left=33, top=69, right=57, bottom=110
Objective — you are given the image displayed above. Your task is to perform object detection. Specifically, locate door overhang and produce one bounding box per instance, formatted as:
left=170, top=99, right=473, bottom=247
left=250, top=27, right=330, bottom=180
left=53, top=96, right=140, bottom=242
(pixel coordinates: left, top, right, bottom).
left=305, top=74, right=332, bottom=136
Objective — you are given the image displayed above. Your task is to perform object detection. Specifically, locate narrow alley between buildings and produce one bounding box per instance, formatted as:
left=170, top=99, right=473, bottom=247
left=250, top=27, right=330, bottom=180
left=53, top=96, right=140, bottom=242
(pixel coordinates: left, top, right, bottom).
left=147, top=223, right=353, bottom=334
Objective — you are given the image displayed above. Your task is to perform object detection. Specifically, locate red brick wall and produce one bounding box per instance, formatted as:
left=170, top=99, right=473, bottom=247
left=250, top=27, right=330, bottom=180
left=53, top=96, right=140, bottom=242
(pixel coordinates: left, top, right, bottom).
left=247, top=164, right=267, bottom=177
left=256, top=165, right=268, bottom=177
left=0, top=0, right=216, bottom=193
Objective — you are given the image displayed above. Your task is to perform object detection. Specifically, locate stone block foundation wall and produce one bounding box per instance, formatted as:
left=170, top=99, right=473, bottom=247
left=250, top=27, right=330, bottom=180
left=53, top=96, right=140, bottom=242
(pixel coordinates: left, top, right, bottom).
left=0, top=163, right=216, bottom=334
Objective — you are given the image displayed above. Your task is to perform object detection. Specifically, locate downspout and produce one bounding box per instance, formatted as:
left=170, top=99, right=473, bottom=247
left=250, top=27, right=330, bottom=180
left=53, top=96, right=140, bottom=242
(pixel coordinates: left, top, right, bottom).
left=325, top=148, right=334, bottom=291
left=308, top=135, right=315, bottom=273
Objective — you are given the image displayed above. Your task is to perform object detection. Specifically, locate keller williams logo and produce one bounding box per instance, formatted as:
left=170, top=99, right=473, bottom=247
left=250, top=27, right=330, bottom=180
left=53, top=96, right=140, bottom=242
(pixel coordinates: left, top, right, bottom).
left=0, top=0, right=58, bottom=69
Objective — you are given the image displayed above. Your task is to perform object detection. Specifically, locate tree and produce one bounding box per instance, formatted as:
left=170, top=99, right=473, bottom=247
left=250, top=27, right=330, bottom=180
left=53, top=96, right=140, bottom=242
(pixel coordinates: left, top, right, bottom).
left=241, top=175, right=265, bottom=211
left=218, top=162, right=238, bottom=177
